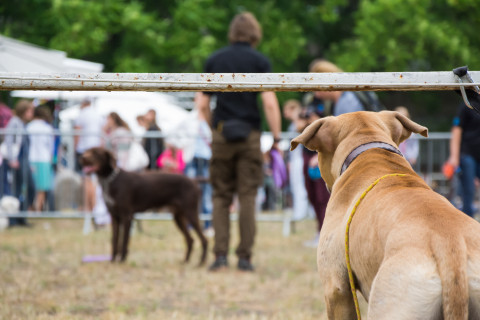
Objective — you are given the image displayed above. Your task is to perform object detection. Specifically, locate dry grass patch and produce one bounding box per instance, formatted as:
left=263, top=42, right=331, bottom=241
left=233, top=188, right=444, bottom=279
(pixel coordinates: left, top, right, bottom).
left=0, top=218, right=366, bottom=319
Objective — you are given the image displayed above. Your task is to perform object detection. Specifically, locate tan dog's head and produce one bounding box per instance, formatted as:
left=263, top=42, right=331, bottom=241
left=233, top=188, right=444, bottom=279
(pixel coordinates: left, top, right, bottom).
left=80, top=147, right=117, bottom=177
left=290, top=111, right=428, bottom=191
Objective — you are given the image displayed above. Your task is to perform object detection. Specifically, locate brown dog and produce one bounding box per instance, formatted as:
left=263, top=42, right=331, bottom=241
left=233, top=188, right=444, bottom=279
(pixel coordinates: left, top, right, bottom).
left=81, top=147, right=207, bottom=265
left=291, top=111, right=480, bottom=319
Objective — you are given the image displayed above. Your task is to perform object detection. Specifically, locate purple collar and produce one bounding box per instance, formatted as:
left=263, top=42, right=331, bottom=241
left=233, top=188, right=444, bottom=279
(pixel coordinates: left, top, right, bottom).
left=340, top=142, right=403, bottom=176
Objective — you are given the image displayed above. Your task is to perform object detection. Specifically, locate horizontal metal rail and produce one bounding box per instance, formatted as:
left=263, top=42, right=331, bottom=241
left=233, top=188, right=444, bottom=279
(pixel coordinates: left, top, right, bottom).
left=1, top=72, right=479, bottom=92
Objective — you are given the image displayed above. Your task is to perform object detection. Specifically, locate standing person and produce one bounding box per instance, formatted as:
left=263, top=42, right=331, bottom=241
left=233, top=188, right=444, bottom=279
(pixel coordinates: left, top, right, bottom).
left=74, top=98, right=104, bottom=213
left=447, top=102, right=480, bottom=218
left=143, top=109, right=164, bottom=169
left=295, top=104, right=331, bottom=247
left=26, top=106, right=54, bottom=211
left=3, top=99, right=35, bottom=226
left=186, top=96, right=214, bottom=235
left=282, top=100, right=309, bottom=223
left=103, top=112, right=133, bottom=170
left=0, top=100, right=13, bottom=198
left=307, top=59, right=364, bottom=116
left=0, top=100, right=13, bottom=131
left=157, top=143, right=185, bottom=174
left=197, top=12, right=282, bottom=272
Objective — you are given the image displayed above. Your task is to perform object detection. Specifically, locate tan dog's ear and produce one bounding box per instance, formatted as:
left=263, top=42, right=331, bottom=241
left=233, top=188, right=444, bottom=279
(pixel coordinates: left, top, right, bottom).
left=290, top=117, right=334, bottom=152
left=395, top=112, right=428, bottom=137
left=380, top=111, right=428, bottom=145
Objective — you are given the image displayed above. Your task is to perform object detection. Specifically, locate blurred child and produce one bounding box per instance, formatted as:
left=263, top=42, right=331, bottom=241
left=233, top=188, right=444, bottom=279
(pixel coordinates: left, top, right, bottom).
left=157, top=143, right=185, bottom=174
left=27, top=106, right=54, bottom=211
left=283, top=100, right=309, bottom=221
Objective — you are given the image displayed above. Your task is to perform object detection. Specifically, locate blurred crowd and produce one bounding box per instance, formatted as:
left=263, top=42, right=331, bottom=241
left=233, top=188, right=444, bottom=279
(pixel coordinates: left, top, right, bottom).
left=0, top=12, right=479, bottom=274
left=0, top=71, right=476, bottom=236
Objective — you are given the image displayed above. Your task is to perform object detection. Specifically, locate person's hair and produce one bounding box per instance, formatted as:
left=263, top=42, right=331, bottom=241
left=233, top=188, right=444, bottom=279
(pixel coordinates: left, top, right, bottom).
left=14, top=99, right=34, bottom=119
left=283, top=99, right=302, bottom=111
left=81, top=97, right=92, bottom=104
left=228, top=12, right=262, bottom=47
left=309, top=59, right=343, bottom=73
left=146, top=109, right=159, bottom=128
left=34, top=105, right=53, bottom=123
left=108, top=112, right=130, bottom=130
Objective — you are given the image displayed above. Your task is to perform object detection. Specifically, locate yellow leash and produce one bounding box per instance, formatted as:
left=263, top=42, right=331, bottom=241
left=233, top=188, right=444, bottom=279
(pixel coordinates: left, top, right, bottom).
left=345, top=173, right=406, bottom=320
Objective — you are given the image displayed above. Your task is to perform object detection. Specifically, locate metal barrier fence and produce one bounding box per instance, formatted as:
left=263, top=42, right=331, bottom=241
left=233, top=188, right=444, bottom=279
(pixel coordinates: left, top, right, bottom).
left=0, top=129, right=457, bottom=235
left=2, top=70, right=478, bottom=234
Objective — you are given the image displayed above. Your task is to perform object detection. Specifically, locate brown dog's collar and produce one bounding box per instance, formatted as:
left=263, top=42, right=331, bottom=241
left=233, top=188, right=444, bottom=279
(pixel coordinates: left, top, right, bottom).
left=340, top=142, right=403, bottom=176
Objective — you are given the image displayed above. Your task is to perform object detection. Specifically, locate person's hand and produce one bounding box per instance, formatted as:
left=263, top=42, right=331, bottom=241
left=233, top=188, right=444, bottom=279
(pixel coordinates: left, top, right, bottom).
left=271, top=141, right=280, bottom=151
left=270, top=138, right=283, bottom=157
left=308, top=155, right=318, bottom=168
left=9, top=160, right=19, bottom=169
left=447, top=155, right=459, bottom=169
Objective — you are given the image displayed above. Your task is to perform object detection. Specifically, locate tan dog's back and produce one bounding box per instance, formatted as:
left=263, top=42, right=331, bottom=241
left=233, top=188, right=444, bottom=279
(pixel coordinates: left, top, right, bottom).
left=291, top=111, right=480, bottom=319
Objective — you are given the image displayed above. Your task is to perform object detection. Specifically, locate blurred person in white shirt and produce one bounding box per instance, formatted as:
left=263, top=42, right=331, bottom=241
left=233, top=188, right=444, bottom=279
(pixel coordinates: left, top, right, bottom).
left=27, top=106, right=54, bottom=211
left=74, top=98, right=105, bottom=213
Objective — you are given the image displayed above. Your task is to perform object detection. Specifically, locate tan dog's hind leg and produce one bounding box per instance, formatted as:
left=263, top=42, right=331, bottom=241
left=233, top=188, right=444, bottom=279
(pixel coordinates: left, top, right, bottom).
left=467, top=255, right=480, bottom=319
left=324, top=277, right=358, bottom=319
left=367, top=251, right=443, bottom=320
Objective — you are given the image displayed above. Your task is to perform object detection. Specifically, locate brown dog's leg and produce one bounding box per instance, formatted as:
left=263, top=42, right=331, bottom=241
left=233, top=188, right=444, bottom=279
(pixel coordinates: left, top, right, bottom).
left=119, top=217, right=132, bottom=262
left=111, top=216, right=120, bottom=262
left=173, top=213, right=194, bottom=263
left=189, top=216, right=208, bottom=266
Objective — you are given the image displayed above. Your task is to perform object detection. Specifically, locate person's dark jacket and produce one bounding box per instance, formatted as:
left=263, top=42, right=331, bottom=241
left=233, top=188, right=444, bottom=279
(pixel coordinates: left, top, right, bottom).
left=144, top=124, right=164, bottom=169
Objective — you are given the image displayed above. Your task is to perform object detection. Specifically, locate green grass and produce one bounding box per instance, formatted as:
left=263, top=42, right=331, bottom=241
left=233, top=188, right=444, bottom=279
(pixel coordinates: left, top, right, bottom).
left=0, top=218, right=366, bottom=319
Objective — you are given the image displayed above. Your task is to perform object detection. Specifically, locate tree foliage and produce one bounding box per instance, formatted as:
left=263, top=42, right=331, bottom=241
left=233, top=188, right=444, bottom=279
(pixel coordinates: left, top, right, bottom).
left=331, top=0, right=480, bottom=72
left=1, top=0, right=479, bottom=129
left=1, top=0, right=478, bottom=73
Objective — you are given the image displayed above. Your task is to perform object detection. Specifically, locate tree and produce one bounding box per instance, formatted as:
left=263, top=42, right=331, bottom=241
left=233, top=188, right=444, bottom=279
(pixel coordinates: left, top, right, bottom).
left=1, top=0, right=480, bottom=130
left=330, top=0, right=480, bottom=72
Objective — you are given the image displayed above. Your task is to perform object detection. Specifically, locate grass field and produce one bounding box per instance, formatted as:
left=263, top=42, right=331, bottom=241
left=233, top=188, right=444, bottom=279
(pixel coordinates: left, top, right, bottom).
left=0, top=218, right=366, bottom=319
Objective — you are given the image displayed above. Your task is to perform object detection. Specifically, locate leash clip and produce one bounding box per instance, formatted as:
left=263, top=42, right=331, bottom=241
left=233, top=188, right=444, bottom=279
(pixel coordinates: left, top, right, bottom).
left=453, top=66, right=480, bottom=113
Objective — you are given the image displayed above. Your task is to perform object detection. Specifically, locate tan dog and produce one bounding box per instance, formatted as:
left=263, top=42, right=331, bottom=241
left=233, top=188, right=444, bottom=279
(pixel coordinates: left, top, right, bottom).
left=291, top=111, right=480, bottom=320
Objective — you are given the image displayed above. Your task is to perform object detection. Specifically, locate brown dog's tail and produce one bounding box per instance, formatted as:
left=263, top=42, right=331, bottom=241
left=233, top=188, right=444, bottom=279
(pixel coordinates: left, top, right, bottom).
left=433, top=235, right=469, bottom=320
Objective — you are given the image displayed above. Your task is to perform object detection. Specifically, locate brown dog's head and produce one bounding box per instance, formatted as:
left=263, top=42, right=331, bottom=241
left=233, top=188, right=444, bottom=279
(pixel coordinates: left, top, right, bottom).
left=80, top=147, right=117, bottom=177
left=290, top=111, right=428, bottom=191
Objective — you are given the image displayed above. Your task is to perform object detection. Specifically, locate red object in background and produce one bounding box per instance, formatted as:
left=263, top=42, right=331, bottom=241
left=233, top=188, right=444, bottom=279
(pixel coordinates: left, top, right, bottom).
left=442, top=162, right=455, bottom=180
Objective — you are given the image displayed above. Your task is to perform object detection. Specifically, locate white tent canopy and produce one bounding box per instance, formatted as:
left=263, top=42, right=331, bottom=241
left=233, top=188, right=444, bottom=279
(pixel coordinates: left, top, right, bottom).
left=12, top=90, right=199, bottom=164
left=0, top=34, right=103, bottom=73
left=11, top=90, right=190, bottom=135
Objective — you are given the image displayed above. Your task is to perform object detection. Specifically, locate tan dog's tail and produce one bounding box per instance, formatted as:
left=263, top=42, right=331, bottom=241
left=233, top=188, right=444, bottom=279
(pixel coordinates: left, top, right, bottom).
left=433, top=235, right=469, bottom=320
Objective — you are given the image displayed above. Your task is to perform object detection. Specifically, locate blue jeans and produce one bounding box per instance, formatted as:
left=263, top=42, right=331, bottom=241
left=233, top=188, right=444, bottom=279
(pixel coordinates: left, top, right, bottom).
left=459, top=154, right=480, bottom=217
left=0, top=162, right=10, bottom=197
left=186, top=157, right=212, bottom=228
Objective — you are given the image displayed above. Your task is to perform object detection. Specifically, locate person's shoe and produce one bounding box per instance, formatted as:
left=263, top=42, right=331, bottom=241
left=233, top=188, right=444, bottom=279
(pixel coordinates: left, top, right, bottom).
left=208, top=256, right=228, bottom=271
left=237, top=258, right=254, bottom=272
